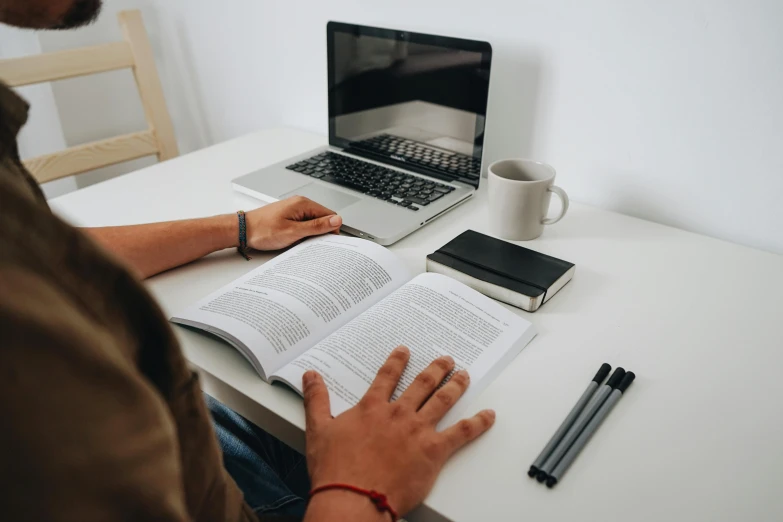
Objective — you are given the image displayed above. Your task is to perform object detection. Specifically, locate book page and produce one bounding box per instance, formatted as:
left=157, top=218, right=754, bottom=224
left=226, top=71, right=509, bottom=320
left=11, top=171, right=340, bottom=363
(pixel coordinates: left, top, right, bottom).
left=272, top=273, right=537, bottom=428
left=170, top=236, right=411, bottom=379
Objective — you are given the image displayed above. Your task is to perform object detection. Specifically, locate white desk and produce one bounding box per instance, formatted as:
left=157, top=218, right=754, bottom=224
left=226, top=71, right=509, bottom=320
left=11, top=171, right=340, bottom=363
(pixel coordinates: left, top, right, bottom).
left=51, top=127, right=783, bottom=522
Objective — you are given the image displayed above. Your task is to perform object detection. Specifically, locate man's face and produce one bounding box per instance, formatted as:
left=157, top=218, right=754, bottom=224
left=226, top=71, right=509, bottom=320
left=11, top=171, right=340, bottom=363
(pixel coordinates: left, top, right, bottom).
left=0, top=0, right=102, bottom=30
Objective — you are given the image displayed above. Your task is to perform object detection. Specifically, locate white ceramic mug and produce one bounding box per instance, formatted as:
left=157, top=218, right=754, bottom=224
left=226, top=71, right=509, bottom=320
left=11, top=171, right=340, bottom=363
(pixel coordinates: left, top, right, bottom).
left=487, top=159, right=569, bottom=241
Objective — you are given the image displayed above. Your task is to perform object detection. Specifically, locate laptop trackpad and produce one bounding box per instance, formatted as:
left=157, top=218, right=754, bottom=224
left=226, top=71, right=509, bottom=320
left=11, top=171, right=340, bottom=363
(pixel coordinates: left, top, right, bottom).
left=281, top=183, right=360, bottom=211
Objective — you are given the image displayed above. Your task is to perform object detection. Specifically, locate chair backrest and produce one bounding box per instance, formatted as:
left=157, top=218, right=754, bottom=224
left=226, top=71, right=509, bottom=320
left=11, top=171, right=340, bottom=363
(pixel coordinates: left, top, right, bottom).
left=0, top=10, right=178, bottom=184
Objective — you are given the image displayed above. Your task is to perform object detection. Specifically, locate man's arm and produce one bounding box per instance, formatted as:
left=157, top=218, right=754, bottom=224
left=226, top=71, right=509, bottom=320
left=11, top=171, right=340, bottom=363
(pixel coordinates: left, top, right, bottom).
left=84, top=196, right=343, bottom=279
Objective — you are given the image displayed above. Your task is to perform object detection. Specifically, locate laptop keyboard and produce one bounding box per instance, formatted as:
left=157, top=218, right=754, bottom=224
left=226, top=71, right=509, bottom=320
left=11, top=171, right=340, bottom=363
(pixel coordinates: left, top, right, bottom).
left=286, top=151, right=456, bottom=211
left=356, top=134, right=481, bottom=181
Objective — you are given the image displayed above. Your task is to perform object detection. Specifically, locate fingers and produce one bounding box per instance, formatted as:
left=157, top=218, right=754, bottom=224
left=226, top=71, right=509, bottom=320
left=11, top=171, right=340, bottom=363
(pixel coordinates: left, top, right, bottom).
left=298, top=213, right=342, bottom=237
left=363, top=346, right=410, bottom=403
left=439, top=409, right=496, bottom=457
left=396, top=356, right=455, bottom=410
left=417, top=369, right=470, bottom=424
left=303, top=371, right=331, bottom=431
left=285, top=196, right=343, bottom=238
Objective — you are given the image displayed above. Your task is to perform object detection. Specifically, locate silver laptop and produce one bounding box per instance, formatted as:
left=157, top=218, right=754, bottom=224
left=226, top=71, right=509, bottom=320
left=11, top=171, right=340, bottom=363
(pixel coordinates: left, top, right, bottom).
left=233, top=21, right=493, bottom=245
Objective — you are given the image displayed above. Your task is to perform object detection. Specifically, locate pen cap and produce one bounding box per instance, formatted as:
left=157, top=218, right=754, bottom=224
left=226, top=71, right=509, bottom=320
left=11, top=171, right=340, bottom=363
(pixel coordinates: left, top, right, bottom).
left=606, top=367, right=626, bottom=389
left=592, top=363, right=612, bottom=384
left=617, top=372, right=636, bottom=393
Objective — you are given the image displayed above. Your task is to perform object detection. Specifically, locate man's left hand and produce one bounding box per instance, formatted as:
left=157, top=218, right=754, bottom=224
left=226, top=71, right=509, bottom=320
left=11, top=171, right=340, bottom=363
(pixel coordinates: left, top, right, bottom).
left=245, top=196, right=342, bottom=251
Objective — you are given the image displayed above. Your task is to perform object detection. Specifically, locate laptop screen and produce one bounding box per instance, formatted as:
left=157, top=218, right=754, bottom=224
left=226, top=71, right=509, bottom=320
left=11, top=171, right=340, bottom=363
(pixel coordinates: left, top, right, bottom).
left=327, top=22, right=492, bottom=188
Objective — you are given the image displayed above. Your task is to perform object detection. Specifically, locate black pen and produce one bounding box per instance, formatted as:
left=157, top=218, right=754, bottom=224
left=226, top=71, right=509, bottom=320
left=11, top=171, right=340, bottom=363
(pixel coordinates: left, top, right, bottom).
left=537, top=367, right=626, bottom=482
left=547, top=372, right=636, bottom=487
left=528, top=363, right=611, bottom=478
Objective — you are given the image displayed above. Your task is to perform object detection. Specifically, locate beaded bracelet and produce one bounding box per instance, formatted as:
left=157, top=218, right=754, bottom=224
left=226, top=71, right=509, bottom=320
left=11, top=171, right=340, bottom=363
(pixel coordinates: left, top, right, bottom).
left=237, top=210, right=251, bottom=260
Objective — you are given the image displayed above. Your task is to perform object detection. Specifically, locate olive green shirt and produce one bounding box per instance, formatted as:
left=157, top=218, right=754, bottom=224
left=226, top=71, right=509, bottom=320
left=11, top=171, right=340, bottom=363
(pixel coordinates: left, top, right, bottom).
left=0, top=82, right=259, bottom=522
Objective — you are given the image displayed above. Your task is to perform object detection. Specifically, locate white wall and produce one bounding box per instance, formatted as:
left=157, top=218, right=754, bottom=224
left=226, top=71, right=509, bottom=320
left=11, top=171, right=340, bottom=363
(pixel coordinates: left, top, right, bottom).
left=34, top=0, right=783, bottom=253
left=0, top=25, right=75, bottom=198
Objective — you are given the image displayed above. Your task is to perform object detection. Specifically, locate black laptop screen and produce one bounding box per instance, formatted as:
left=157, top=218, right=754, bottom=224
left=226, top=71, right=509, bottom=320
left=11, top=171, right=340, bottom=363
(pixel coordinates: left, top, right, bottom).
left=327, top=22, right=492, bottom=187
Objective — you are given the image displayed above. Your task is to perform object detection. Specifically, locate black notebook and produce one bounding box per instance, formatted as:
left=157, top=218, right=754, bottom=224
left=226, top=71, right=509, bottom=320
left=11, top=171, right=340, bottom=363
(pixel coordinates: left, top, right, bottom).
left=426, top=230, right=575, bottom=312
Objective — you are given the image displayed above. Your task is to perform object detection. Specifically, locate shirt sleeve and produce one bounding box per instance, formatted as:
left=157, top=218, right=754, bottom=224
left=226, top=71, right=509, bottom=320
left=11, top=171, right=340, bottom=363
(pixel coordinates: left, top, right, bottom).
left=0, top=266, right=256, bottom=522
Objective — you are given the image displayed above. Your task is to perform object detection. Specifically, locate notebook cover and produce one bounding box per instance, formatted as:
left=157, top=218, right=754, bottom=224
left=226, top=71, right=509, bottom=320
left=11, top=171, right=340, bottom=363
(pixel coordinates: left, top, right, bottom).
left=427, top=251, right=546, bottom=298
left=427, top=230, right=575, bottom=298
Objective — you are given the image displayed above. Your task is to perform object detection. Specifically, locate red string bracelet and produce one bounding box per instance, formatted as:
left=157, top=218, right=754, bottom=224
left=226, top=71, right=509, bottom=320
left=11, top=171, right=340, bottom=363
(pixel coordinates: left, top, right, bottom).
left=309, top=483, right=399, bottom=520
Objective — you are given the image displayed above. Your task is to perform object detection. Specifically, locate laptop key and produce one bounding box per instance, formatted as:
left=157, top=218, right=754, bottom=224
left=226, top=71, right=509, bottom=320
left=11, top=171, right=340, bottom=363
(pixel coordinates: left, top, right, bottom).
left=427, top=192, right=444, bottom=202
left=319, top=175, right=367, bottom=193
left=408, top=197, right=430, bottom=206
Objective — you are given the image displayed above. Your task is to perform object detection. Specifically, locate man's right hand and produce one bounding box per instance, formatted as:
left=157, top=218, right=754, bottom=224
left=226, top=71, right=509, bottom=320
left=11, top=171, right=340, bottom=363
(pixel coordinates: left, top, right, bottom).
left=302, top=346, right=496, bottom=520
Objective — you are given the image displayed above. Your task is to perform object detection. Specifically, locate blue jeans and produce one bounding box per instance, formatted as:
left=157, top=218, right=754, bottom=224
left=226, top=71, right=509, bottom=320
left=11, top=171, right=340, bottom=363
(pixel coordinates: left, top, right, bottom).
left=205, top=394, right=310, bottom=517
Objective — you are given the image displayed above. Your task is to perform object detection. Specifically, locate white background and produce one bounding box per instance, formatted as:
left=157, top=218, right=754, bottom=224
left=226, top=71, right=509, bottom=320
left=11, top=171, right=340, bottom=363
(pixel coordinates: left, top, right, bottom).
left=6, top=0, right=783, bottom=253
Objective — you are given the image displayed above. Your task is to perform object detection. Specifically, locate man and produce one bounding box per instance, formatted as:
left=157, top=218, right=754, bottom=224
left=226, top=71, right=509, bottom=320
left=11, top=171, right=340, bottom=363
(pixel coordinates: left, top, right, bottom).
left=0, top=1, right=496, bottom=520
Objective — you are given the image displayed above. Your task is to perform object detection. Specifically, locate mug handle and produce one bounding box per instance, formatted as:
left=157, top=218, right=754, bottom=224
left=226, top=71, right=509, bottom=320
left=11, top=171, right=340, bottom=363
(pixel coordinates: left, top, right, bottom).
left=542, top=186, right=569, bottom=225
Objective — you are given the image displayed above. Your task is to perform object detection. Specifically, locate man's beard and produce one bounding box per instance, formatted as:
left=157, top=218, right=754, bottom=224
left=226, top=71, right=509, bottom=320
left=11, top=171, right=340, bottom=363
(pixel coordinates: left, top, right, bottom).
left=52, top=0, right=102, bottom=29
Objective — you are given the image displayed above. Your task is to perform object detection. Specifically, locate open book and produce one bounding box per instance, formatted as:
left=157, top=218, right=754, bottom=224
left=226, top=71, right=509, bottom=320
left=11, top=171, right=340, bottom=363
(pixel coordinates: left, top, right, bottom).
left=171, top=236, right=537, bottom=427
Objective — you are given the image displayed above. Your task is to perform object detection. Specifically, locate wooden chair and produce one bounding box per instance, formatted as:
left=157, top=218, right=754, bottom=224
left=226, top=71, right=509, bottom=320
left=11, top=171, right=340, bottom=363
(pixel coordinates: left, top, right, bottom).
left=0, top=10, right=178, bottom=184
